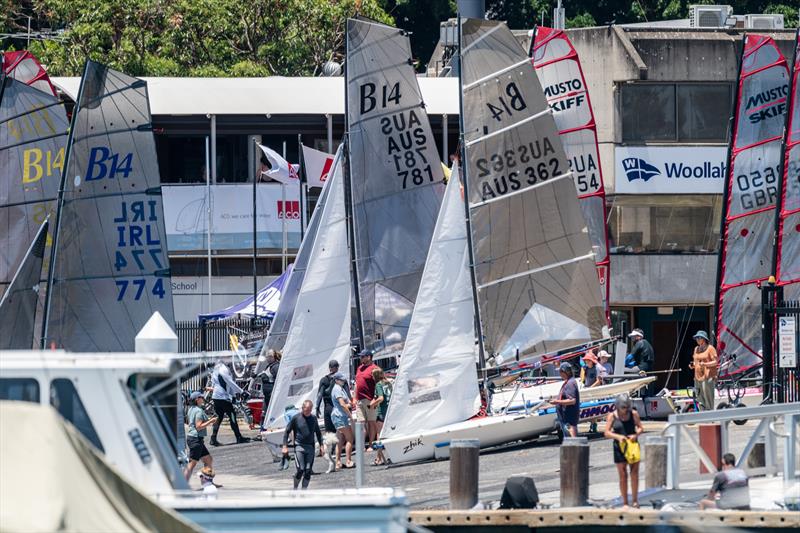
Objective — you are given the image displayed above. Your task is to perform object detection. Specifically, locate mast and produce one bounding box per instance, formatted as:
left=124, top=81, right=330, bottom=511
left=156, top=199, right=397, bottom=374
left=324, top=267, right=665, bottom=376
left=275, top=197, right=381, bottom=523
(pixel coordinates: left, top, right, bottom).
left=343, top=27, right=366, bottom=353
left=713, top=35, right=745, bottom=346
left=40, top=60, right=88, bottom=348
left=457, top=14, right=488, bottom=372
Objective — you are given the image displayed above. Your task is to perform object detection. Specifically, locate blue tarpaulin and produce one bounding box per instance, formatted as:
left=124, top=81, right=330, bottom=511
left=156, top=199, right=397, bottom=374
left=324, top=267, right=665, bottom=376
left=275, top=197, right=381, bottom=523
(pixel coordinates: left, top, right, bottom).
left=198, top=264, right=293, bottom=322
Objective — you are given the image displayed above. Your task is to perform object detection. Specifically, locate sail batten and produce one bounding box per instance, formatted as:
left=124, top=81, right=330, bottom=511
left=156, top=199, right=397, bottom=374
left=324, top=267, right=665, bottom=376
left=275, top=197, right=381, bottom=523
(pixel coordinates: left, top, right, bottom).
left=715, top=35, right=790, bottom=370
left=43, top=61, right=174, bottom=351
left=775, top=30, right=800, bottom=302
left=346, top=17, right=445, bottom=358
left=532, top=26, right=612, bottom=323
left=460, top=19, right=604, bottom=358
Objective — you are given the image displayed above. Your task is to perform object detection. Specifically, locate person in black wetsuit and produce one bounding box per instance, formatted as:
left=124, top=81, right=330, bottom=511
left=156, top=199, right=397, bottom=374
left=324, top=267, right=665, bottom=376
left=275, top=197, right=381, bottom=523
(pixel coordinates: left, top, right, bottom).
left=604, top=394, right=644, bottom=508
left=282, top=399, right=324, bottom=490
left=315, top=360, right=340, bottom=433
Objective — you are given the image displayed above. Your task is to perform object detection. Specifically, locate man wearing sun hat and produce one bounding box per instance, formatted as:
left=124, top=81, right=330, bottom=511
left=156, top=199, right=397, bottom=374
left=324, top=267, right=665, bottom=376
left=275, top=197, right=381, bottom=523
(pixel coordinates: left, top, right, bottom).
left=690, top=330, right=718, bottom=410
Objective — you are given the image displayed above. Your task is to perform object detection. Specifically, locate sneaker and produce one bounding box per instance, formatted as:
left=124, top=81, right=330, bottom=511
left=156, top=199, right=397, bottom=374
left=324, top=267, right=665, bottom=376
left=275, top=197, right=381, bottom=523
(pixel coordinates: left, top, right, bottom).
left=236, top=437, right=251, bottom=444
left=210, top=439, right=222, bottom=447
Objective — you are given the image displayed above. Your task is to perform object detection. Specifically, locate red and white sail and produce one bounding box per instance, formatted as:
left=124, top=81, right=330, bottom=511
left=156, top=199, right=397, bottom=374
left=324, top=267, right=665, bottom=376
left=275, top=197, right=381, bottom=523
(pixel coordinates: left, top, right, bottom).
left=776, top=31, right=800, bottom=302
left=715, top=35, right=790, bottom=373
left=531, top=27, right=611, bottom=324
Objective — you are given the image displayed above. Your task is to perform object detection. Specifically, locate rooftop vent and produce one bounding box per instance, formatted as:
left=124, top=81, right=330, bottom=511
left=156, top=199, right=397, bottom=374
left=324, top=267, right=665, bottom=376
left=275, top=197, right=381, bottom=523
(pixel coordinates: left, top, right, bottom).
left=689, top=5, right=733, bottom=28
left=744, top=14, right=784, bottom=29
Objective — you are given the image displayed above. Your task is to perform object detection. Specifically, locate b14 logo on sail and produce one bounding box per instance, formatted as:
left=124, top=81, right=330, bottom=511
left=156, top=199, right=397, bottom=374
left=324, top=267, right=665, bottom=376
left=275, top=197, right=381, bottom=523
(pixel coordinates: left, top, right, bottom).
left=85, top=147, right=134, bottom=181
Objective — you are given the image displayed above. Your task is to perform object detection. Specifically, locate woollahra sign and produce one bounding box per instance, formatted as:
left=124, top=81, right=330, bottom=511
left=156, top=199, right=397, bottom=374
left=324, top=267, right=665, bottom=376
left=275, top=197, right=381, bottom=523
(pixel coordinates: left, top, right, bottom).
left=614, top=146, right=727, bottom=194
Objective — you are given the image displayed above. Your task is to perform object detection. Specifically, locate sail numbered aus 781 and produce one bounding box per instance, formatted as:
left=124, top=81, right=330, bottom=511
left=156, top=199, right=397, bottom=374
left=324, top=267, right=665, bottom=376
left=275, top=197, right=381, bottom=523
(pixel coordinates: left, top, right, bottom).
left=0, top=52, right=68, bottom=302
left=460, top=19, right=605, bottom=359
left=346, top=17, right=444, bottom=359
left=42, top=61, right=174, bottom=351
left=531, top=26, right=611, bottom=325
left=775, top=30, right=800, bottom=303
left=715, top=35, right=790, bottom=372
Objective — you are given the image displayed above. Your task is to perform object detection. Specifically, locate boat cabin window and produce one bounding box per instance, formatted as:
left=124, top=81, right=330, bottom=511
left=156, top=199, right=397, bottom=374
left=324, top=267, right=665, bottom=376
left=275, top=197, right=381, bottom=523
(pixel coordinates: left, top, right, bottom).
left=49, top=378, right=105, bottom=452
left=0, top=378, right=40, bottom=403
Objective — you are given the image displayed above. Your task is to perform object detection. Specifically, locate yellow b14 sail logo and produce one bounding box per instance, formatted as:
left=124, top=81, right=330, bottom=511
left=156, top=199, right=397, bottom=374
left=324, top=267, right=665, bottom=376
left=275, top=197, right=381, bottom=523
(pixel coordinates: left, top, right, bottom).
left=23, top=147, right=65, bottom=183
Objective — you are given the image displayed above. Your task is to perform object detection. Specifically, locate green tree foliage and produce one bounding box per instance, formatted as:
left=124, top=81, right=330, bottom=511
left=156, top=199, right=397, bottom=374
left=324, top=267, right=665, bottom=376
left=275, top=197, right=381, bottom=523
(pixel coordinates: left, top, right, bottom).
left=1, top=0, right=797, bottom=77
left=2, top=0, right=392, bottom=76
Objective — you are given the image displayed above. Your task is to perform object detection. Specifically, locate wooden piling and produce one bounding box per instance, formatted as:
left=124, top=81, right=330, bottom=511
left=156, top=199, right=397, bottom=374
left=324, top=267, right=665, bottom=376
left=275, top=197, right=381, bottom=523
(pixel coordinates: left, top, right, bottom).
left=450, top=439, right=479, bottom=509
left=560, top=437, right=589, bottom=507
left=644, top=435, right=668, bottom=489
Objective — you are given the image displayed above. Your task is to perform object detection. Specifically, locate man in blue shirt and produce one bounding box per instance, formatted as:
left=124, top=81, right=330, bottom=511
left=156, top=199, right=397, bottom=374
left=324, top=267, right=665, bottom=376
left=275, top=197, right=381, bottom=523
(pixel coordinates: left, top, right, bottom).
left=550, top=362, right=580, bottom=438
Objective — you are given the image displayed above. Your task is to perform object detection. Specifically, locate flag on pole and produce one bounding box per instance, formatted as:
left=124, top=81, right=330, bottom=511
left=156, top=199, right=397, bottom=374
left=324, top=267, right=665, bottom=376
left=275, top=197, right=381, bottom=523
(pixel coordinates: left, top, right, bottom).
left=301, top=145, right=335, bottom=188
left=258, top=144, right=299, bottom=184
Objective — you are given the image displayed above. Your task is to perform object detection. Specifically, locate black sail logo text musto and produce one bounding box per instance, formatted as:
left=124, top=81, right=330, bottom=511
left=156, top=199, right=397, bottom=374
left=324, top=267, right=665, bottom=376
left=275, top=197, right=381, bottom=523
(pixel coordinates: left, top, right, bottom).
left=745, top=83, right=789, bottom=124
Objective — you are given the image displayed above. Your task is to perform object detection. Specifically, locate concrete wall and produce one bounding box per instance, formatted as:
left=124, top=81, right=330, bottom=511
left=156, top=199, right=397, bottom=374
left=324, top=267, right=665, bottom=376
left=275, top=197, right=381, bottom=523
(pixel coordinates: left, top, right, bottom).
left=610, top=254, right=717, bottom=305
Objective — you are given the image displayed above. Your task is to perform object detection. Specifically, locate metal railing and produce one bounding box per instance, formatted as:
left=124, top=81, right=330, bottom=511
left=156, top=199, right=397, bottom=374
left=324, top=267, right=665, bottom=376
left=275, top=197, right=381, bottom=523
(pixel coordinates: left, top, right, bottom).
left=175, top=318, right=270, bottom=353
left=662, top=402, right=800, bottom=489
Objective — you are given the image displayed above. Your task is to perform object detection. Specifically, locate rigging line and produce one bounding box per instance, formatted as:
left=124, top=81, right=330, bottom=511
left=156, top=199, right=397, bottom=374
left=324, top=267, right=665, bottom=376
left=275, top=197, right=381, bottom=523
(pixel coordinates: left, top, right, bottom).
left=470, top=171, right=574, bottom=209
left=463, top=57, right=531, bottom=90
left=465, top=107, right=552, bottom=147
left=478, top=252, right=595, bottom=290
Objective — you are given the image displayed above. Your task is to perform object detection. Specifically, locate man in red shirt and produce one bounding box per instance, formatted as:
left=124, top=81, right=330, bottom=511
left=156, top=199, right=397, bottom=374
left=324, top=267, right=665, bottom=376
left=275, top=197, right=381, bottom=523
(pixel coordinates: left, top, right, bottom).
left=355, top=349, right=379, bottom=448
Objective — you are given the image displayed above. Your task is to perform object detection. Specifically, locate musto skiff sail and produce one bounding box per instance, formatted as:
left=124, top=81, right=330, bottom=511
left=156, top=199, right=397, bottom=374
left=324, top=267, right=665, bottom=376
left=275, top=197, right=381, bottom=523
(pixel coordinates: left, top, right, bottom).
left=0, top=219, right=48, bottom=349
left=776, top=31, right=799, bottom=303
left=460, top=19, right=605, bottom=359
left=42, top=61, right=174, bottom=351
left=531, top=26, right=611, bottom=324
left=715, top=35, right=789, bottom=373
left=262, top=150, right=352, bottom=437
left=0, top=51, right=68, bottom=312
left=378, top=20, right=621, bottom=465
left=346, top=17, right=444, bottom=359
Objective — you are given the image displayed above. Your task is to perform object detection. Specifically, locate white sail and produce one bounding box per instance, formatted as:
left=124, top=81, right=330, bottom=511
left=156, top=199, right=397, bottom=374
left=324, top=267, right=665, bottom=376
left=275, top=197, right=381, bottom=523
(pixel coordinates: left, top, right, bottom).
left=380, top=162, right=479, bottom=440
left=262, top=153, right=351, bottom=430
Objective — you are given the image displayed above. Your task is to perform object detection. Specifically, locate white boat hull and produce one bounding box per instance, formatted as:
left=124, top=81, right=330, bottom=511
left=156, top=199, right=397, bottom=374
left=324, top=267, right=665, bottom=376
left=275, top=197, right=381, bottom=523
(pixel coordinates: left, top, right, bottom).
left=381, top=377, right=656, bottom=465
left=493, top=376, right=655, bottom=413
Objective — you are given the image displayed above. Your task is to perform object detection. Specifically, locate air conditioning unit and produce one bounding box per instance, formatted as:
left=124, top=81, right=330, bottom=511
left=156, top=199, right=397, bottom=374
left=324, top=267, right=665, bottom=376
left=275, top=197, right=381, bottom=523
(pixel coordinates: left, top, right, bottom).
left=744, top=14, right=784, bottom=29
left=689, top=5, right=733, bottom=28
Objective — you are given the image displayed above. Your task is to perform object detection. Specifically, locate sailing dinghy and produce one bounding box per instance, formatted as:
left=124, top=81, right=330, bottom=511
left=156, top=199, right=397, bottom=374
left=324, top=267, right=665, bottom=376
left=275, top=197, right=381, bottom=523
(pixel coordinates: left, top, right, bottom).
left=41, top=60, right=175, bottom=351
left=346, top=16, right=445, bottom=359
left=775, top=30, right=799, bottom=303
left=261, top=148, right=352, bottom=456
left=378, top=19, right=650, bottom=465
left=531, top=26, right=611, bottom=324
left=715, top=35, right=790, bottom=375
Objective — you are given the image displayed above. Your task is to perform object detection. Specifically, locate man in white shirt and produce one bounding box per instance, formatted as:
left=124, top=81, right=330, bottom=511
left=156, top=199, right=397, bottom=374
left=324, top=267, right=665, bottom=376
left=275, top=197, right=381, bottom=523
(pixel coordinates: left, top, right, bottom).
left=210, top=360, right=250, bottom=445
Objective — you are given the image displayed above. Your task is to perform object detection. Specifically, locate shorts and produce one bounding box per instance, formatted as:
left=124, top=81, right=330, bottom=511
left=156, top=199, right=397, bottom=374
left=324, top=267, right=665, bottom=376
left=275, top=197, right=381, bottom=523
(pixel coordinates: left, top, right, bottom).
left=613, top=442, right=627, bottom=464
left=376, top=413, right=385, bottom=423
left=357, top=398, right=378, bottom=422
left=332, top=412, right=350, bottom=430
left=187, top=436, right=210, bottom=461
left=559, top=422, right=577, bottom=437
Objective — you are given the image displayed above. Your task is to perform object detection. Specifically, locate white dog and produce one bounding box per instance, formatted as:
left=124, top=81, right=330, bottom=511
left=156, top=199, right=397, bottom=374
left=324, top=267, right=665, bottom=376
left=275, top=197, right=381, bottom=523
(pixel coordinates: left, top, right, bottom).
left=317, top=432, right=339, bottom=474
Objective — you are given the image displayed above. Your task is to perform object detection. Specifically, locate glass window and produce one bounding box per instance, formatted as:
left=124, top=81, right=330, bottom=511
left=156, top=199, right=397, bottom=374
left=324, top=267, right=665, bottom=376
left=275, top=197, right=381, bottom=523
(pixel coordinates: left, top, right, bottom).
left=608, top=195, right=722, bottom=253
left=0, top=378, right=40, bottom=403
left=677, top=85, right=732, bottom=141
left=621, top=84, right=676, bottom=142
left=156, top=135, right=207, bottom=184
left=50, top=378, right=104, bottom=452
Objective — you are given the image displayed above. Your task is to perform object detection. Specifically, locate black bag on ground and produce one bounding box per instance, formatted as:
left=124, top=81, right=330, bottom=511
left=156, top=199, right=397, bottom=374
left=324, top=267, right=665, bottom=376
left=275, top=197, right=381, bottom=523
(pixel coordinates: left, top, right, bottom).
left=499, top=476, right=539, bottom=509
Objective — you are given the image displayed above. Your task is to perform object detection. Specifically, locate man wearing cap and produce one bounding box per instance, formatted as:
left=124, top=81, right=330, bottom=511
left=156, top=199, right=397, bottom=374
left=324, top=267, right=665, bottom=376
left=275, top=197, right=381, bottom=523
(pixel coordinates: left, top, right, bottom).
left=355, top=349, right=380, bottom=449
left=628, top=328, right=655, bottom=396
left=185, top=391, right=218, bottom=481
left=550, top=362, right=580, bottom=438
left=316, top=360, right=342, bottom=434
left=282, top=400, right=324, bottom=489
left=331, top=372, right=354, bottom=469
left=689, top=330, right=718, bottom=411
